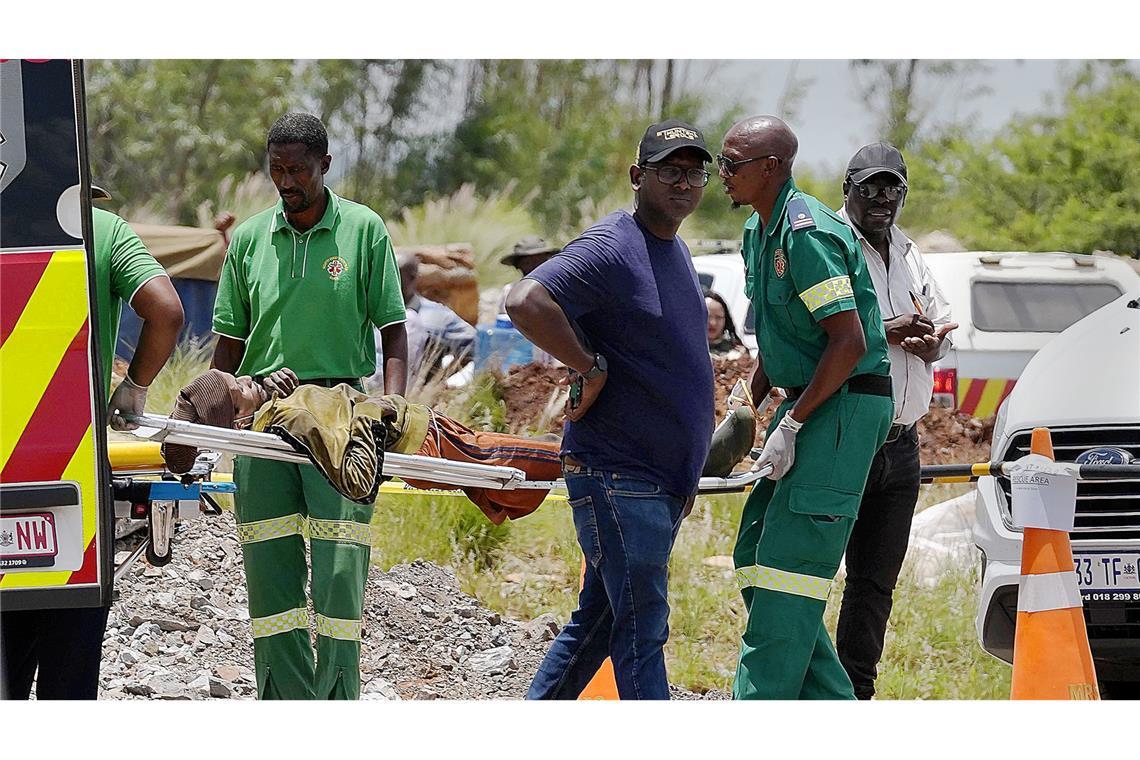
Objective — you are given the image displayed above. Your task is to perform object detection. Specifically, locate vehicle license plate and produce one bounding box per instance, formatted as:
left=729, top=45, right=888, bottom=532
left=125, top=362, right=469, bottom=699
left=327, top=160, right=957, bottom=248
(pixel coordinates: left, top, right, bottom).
left=0, top=512, right=59, bottom=569
left=1074, top=552, right=1140, bottom=602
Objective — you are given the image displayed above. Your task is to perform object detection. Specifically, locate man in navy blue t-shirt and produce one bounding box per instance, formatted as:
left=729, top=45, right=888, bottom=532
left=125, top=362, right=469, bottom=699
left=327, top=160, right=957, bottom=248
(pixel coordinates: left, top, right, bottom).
left=507, top=119, right=715, bottom=700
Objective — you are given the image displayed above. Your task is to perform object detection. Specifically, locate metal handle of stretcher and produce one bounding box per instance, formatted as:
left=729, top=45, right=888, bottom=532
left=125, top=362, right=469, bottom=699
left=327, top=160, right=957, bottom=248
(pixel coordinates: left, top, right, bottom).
left=128, top=413, right=770, bottom=493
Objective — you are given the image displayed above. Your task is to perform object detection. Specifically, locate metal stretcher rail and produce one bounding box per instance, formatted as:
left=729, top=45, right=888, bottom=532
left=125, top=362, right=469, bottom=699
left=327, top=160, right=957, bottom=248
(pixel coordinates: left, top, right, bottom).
left=129, top=414, right=769, bottom=493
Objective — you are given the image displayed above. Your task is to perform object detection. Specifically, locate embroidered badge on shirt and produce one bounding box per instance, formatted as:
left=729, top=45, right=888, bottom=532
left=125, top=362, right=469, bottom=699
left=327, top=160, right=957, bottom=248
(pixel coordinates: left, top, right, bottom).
left=323, top=256, right=348, bottom=280
left=774, top=249, right=787, bottom=278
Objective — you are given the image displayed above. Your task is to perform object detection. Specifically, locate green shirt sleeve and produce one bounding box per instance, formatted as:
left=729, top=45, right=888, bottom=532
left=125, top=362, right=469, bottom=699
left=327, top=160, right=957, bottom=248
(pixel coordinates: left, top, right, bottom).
left=212, top=239, right=250, bottom=340
left=367, top=222, right=407, bottom=330
left=787, top=228, right=857, bottom=322
left=109, top=216, right=167, bottom=305
left=741, top=214, right=761, bottom=301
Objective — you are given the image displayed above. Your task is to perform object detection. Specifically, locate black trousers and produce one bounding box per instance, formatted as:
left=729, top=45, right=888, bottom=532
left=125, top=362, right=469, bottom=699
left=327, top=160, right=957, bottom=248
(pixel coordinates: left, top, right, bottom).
left=835, top=424, right=920, bottom=700
left=0, top=604, right=111, bottom=700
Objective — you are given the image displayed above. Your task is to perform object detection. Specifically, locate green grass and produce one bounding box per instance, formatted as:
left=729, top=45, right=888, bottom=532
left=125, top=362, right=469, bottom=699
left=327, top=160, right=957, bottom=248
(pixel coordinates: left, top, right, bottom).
left=367, top=486, right=1010, bottom=699
left=864, top=565, right=1011, bottom=699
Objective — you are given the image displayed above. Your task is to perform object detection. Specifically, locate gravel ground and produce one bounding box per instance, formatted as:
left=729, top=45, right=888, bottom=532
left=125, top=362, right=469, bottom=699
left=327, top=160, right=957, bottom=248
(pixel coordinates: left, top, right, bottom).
left=100, top=511, right=724, bottom=700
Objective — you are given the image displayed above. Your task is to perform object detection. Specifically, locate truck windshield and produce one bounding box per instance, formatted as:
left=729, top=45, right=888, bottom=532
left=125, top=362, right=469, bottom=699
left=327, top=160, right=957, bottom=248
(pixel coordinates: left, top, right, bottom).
left=972, top=281, right=1123, bottom=332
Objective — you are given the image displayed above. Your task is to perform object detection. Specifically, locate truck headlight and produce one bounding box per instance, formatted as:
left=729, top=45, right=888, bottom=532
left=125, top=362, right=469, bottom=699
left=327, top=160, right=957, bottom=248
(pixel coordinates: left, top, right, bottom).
left=991, top=396, right=1011, bottom=455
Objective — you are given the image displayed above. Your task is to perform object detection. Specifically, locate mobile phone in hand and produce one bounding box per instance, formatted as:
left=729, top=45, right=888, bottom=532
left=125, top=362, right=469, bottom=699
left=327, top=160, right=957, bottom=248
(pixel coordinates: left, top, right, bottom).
left=569, top=374, right=584, bottom=410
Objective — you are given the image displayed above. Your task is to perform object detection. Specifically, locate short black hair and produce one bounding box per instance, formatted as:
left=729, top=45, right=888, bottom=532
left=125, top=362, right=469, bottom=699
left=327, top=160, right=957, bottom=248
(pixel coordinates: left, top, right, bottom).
left=267, top=113, right=328, bottom=157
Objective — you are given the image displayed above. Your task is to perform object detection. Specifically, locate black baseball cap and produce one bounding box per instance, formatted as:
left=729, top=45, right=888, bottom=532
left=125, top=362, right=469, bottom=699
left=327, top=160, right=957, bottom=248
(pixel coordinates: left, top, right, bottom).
left=91, top=184, right=112, bottom=201
left=637, top=119, right=712, bottom=164
left=846, top=142, right=908, bottom=186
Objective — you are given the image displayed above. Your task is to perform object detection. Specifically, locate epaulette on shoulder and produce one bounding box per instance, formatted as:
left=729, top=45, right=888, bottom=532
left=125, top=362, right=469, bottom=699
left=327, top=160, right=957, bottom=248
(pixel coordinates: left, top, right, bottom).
left=785, top=197, right=816, bottom=232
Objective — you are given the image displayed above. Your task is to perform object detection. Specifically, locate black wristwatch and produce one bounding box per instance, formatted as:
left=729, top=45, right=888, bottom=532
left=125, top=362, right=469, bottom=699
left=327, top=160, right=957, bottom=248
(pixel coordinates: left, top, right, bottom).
left=582, top=353, right=608, bottom=380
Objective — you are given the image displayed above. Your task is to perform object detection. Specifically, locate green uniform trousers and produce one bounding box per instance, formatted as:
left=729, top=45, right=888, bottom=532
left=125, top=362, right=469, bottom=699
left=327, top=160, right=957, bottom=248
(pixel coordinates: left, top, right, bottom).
left=732, top=387, right=892, bottom=699
left=233, top=455, right=374, bottom=700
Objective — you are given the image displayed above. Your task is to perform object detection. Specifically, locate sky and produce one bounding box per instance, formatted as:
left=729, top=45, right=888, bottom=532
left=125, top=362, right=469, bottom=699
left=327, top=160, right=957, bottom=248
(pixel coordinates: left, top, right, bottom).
left=687, top=60, right=1103, bottom=173
left=327, top=59, right=1131, bottom=185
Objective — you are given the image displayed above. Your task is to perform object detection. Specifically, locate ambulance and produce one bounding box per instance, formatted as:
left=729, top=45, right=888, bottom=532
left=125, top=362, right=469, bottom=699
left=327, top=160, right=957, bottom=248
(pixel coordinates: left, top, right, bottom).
left=0, top=59, right=115, bottom=611
left=1, top=58, right=215, bottom=615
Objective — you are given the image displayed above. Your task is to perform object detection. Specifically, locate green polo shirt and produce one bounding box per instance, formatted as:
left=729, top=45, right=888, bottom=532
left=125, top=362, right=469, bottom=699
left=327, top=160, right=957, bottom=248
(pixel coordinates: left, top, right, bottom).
left=741, top=178, right=889, bottom=389
left=92, top=208, right=168, bottom=398
left=212, top=189, right=406, bottom=379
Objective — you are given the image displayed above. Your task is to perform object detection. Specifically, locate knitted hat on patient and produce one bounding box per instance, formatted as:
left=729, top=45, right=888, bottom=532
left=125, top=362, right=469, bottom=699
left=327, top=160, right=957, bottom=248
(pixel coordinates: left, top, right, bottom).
left=162, top=369, right=236, bottom=474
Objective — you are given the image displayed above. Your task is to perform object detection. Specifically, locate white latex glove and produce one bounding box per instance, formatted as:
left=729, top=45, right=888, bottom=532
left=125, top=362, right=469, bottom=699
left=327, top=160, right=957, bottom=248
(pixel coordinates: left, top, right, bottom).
left=753, top=412, right=804, bottom=480
left=108, top=375, right=148, bottom=431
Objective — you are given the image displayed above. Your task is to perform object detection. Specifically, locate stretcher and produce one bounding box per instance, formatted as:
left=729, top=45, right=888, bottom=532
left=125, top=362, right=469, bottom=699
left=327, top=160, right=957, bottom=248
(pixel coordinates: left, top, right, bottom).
left=126, top=413, right=772, bottom=493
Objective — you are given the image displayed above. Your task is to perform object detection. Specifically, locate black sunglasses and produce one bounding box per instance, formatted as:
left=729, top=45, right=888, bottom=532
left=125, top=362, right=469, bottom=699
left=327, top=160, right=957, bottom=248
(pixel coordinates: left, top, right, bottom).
left=715, top=154, right=781, bottom=176
left=852, top=183, right=906, bottom=202
left=639, top=165, right=711, bottom=188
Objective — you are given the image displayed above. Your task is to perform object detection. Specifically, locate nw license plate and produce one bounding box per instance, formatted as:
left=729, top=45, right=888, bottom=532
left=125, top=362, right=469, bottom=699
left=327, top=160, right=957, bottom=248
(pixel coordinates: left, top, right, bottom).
left=1074, top=552, right=1140, bottom=602
left=0, top=512, right=59, bottom=569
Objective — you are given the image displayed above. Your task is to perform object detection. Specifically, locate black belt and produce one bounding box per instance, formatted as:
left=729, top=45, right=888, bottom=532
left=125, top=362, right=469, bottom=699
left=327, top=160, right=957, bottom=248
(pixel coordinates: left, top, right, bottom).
left=784, top=373, right=892, bottom=402
left=302, top=377, right=362, bottom=389
left=884, top=423, right=916, bottom=444
left=255, top=376, right=362, bottom=389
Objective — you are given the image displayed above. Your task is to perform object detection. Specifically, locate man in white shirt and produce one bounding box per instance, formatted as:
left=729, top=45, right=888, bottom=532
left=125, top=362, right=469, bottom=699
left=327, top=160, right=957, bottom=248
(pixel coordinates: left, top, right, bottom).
left=835, top=142, right=958, bottom=699
left=367, top=251, right=475, bottom=392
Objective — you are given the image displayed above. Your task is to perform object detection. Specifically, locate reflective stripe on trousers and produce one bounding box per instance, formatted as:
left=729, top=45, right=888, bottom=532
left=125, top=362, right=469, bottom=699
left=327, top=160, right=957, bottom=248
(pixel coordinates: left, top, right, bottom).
left=251, top=607, right=309, bottom=639
left=236, top=514, right=371, bottom=547
left=736, top=563, right=833, bottom=601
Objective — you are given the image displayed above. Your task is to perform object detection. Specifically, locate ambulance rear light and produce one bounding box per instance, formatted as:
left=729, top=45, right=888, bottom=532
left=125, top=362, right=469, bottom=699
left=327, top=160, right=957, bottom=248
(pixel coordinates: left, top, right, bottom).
left=933, top=367, right=957, bottom=395
left=933, top=367, right=957, bottom=408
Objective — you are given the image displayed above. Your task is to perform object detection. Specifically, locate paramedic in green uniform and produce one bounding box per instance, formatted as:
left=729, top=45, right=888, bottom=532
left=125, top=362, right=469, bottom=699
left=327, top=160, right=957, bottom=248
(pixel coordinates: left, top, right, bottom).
left=211, top=113, right=407, bottom=700
left=718, top=116, right=893, bottom=700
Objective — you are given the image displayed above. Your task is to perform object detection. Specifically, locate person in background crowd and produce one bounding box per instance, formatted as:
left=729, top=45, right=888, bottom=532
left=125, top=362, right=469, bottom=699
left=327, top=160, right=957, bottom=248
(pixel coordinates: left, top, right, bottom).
left=705, top=288, right=746, bottom=357
left=497, top=236, right=562, bottom=314
left=368, top=250, right=476, bottom=392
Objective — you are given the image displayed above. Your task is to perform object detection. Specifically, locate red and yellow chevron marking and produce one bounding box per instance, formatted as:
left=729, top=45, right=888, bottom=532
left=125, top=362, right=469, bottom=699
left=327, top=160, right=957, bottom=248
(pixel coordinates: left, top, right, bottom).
left=0, top=249, right=102, bottom=591
left=957, top=376, right=1017, bottom=419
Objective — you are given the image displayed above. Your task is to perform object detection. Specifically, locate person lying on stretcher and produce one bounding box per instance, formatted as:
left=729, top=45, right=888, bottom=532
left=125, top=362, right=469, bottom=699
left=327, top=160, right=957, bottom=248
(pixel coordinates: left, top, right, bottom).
left=162, top=369, right=755, bottom=524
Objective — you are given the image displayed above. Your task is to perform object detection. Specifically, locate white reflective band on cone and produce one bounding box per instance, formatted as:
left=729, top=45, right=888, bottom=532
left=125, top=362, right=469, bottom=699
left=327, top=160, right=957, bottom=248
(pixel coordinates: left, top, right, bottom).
left=1018, top=570, right=1083, bottom=613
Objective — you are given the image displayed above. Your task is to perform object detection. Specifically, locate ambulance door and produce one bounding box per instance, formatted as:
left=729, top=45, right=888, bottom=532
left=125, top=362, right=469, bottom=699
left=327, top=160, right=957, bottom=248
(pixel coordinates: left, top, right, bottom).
left=0, top=59, right=113, bottom=610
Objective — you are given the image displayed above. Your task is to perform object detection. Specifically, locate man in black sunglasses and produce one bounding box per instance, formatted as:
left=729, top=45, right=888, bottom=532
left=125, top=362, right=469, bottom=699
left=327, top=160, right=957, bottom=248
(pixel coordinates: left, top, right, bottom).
left=507, top=119, right=714, bottom=699
left=836, top=142, right=956, bottom=700
left=719, top=115, right=894, bottom=700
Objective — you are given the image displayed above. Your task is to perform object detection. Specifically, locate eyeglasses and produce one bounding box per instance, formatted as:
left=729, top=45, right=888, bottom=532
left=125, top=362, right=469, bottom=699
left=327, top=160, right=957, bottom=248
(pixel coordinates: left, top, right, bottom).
left=852, top=183, right=906, bottom=201
left=640, top=165, right=711, bottom=188
left=715, top=154, right=781, bottom=177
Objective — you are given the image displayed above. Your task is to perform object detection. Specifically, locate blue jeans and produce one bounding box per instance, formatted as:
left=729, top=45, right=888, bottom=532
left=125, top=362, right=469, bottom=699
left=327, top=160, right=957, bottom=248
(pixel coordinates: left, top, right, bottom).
left=526, top=465, right=685, bottom=700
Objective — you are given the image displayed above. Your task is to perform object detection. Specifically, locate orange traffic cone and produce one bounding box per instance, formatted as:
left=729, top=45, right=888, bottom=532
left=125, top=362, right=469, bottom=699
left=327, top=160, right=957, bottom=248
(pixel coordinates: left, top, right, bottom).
left=576, top=558, right=620, bottom=700
left=1009, top=427, right=1099, bottom=700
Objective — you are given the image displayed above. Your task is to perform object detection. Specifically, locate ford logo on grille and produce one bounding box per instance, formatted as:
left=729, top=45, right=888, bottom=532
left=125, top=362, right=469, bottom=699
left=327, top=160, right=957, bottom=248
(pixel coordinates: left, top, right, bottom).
left=1075, top=447, right=1134, bottom=466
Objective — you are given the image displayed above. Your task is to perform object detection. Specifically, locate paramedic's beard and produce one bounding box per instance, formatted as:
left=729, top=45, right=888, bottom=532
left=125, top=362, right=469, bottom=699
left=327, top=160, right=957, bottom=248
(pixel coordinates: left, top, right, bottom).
left=280, top=191, right=311, bottom=213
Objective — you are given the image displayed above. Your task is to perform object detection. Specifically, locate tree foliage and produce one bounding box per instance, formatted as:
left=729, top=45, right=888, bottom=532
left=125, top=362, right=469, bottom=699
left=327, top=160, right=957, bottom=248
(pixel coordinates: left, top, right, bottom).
left=402, top=60, right=713, bottom=236
left=905, top=67, right=1140, bottom=255
left=86, top=60, right=296, bottom=224
left=850, top=60, right=990, bottom=151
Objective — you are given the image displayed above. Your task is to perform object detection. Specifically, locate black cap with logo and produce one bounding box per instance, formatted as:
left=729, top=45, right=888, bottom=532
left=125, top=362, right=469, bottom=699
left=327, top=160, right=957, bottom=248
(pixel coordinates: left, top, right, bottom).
left=846, top=142, right=908, bottom=186
left=637, top=119, right=713, bottom=164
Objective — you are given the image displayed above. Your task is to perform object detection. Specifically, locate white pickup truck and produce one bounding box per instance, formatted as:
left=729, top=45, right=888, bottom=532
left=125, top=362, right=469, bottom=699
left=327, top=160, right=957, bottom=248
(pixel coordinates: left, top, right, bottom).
left=924, top=252, right=1139, bottom=417
left=974, top=291, right=1140, bottom=697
